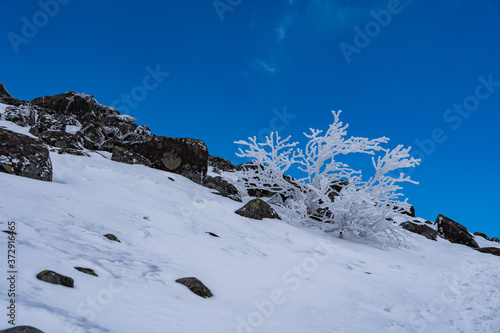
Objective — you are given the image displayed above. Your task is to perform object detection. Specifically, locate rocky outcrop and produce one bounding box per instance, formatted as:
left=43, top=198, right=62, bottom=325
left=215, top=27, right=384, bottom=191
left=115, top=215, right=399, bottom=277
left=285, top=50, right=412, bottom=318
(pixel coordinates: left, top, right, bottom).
left=400, top=222, right=437, bottom=241
left=39, top=131, right=83, bottom=149
left=476, top=247, right=500, bottom=257
left=176, top=277, right=213, bottom=298
left=202, top=175, right=241, bottom=201
left=111, top=146, right=151, bottom=167
left=0, top=128, right=52, bottom=181
left=36, top=270, right=74, bottom=288
left=435, top=214, right=479, bottom=248
left=235, top=198, right=281, bottom=220
left=0, top=326, right=45, bottom=333
left=473, top=232, right=490, bottom=241
left=208, top=155, right=236, bottom=173
left=0, top=82, right=23, bottom=106
left=492, top=237, right=500, bottom=243
left=123, top=136, right=208, bottom=183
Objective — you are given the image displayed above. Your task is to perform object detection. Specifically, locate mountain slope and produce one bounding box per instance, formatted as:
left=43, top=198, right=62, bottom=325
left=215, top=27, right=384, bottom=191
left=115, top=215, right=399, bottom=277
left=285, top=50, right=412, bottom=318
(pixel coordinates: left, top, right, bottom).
left=1, top=115, right=500, bottom=333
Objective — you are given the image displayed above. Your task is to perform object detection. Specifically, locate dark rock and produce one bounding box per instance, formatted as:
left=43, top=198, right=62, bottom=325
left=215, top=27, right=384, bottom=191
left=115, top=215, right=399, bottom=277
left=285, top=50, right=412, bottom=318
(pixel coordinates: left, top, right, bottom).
left=473, top=232, right=490, bottom=241
left=104, top=234, right=120, bottom=242
left=0, top=82, right=23, bottom=106
left=400, top=222, right=437, bottom=241
left=123, top=136, right=208, bottom=183
left=435, top=214, right=479, bottom=248
left=491, top=237, right=499, bottom=243
left=0, top=326, right=45, bottom=333
left=402, top=205, right=415, bottom=217
left=202, top=175, right=241, bottom=201
left=206, top=232, right=219, bottom=238
left=476, top=247, right=500, bottom=257
left=39, top=131, right=83, bottom=149
left=111, top=146, right=151, bottom=167
left=168, top=177, right=175, bottom=181
left=36, top=270, right=74, bottom=288
left=0, top=105, right=35, bottom=127
left=0, top=128, right=52, bottom=181
left=74, top=267, right=98, bottom=276
left=235, top=198, right=281, bottom=220
left=31, top=91, right=120, bottom=121
left=29, top=113, right=80, bottom=136
left=208, top=155, right=236, bottom=173
left=175, top=277, right=213, bottom=298
left=56, top=148, right=90, bottom=156
left=31, top=91, right=151, bottom=150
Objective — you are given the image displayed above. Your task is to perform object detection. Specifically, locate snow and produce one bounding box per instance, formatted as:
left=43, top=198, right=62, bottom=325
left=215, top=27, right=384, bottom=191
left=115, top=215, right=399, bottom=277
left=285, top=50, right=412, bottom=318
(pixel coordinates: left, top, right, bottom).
left=0, top=137, right=500, bottom=332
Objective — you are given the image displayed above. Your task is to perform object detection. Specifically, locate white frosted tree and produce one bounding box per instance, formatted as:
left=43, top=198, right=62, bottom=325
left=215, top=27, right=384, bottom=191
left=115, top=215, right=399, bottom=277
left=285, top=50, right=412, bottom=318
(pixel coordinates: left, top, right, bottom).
left=235, top=110, right=420, bottom=247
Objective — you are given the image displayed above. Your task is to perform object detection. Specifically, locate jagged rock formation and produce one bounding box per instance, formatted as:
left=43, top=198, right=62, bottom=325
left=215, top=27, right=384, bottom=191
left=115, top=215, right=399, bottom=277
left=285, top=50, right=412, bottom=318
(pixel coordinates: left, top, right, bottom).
left=0, top=83, right=208, bottom=183
left=435, top=214, right=479, bottom=248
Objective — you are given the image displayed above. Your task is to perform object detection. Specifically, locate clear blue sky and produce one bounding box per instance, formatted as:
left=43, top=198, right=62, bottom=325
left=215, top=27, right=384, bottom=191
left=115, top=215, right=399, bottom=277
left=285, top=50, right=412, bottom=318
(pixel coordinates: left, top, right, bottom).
left=1, top=0, right=499, bottom=238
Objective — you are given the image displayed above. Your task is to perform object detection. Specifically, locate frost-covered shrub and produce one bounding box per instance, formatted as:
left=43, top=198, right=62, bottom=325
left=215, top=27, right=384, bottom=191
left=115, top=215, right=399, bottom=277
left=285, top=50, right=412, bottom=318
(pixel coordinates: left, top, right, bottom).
left=235, top=111, right=420, bottom=247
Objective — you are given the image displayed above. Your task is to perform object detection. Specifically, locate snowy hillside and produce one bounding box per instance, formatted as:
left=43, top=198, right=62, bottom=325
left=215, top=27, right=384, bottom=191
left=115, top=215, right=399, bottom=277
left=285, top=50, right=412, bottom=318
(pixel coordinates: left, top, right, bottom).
left=1, top=108, right=500, bottom=333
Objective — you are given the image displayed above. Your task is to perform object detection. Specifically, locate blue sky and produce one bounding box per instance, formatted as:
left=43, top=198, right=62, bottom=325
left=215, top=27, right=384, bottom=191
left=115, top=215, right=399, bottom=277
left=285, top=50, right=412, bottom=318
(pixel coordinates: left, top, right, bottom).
left=1, top=0, right=499, bottom=237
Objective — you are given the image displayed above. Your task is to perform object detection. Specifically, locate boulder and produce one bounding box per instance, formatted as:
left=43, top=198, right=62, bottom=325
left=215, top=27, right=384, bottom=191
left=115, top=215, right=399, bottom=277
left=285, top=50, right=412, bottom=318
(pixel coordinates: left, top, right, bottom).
left=491, top=237, right=499, bottom=243
left=0, top=128, right=52, bottom=181
left=39, top=131, right=83, bottom=149
left=208, top=155, right=236, bottom=173
left=104, top=234, right=120, bottom=242
left=435, top=214, right=479, bottom=248
left=235, top=198, right=281, bottom=220
left=202, top=175, right=241, bottom=201
left=473, top=232, right=490, bottom=241
left=74, top=267, right=98, bottom=276
left=0, top=326, right=45, bottom=333
left=175, top=277, right=213, bottom=298
left=476, top=247, right=500, bottom=257
left=36, top=270, right=74, bottom=288
left=400, top=222, right=437, bottom=241
left=111, top=146, right=151, bottom=167
left=123, top=136, right=208, bottom=183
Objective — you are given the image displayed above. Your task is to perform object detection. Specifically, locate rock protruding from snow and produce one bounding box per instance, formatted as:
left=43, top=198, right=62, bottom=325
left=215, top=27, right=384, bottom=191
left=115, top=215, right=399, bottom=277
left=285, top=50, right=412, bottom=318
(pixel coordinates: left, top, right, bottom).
left=0, top=326, right=45, bottom=333
left=36, top=270, right=74, bottom=288
left=123, top=136, right=208, bottom=183
left=473, top=232, right=490, bottom=241
left=176, top=277, right=213, bottom=298
left=400, top=221, right=437, bottom=241
left=111, top=146, right=151, bottom=167
left=202, top=175, right=241, bottom=201
left=74, top=267, right=98, bottom=276
left=492, top=237, right=500, bottom=243
left=476, top=247, right=500, bottom=257
left=208, top=155, right=236, bottom=173
left=39, top=131, right=83, bottom=149
left=235, top=198, right=281, bottom=220
left=435, top=214, right=479, bottom=248
left=0, top=128, right=52, bottom=181
left=104, top=234, right=121, bottom=242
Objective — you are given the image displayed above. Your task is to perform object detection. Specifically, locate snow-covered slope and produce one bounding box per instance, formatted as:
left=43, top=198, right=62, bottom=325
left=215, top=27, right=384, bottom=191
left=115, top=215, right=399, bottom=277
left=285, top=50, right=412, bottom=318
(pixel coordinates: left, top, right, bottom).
left=1, top=119, right=500, bottom=332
